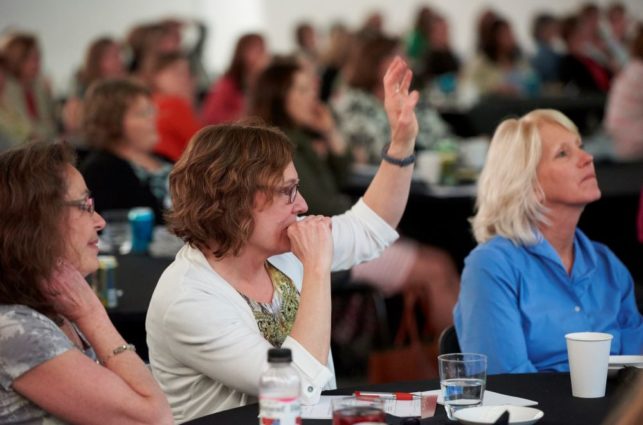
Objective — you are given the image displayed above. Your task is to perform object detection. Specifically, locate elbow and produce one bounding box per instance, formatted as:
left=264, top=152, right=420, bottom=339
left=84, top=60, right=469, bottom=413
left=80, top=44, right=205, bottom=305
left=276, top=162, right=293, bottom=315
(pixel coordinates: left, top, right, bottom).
left=133, top=396, right=173, bottom=425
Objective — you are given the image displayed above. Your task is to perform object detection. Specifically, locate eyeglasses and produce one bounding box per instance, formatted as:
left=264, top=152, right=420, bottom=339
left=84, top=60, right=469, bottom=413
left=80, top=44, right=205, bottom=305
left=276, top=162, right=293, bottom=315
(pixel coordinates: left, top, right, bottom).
left=65, top=196, right=95, bottom=214
left=272, top=182, right=300, bottom=204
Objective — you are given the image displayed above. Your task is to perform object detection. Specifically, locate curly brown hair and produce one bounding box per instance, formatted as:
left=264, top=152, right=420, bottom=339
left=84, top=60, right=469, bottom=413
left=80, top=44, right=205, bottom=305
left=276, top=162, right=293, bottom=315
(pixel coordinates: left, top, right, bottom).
left=167, top=122, right=293, bottom=258
left=83, top=78, right=151, bottom=150
left=0, top=142, right=76, bottom=317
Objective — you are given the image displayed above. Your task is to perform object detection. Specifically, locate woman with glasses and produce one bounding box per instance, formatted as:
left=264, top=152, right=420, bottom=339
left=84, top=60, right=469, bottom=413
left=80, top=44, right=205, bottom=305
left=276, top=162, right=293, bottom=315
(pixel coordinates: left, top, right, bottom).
left=80, top=78, right=172, bottom=224
left=0, top=142, right=172, bottom=424
left=146, top=57, right=420, bottom=423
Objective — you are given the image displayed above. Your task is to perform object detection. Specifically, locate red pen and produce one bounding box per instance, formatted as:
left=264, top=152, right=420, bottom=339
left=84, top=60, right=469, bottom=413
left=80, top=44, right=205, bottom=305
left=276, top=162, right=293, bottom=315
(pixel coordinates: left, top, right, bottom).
left=353, top=391, right=419, bottom=401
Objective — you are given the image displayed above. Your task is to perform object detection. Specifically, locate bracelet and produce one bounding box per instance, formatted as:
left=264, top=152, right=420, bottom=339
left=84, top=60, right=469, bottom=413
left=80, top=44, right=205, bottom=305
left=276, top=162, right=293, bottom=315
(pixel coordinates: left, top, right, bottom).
left=381, top=143, right=416, bottom=167
left=100, top=343, right=136, bottom=365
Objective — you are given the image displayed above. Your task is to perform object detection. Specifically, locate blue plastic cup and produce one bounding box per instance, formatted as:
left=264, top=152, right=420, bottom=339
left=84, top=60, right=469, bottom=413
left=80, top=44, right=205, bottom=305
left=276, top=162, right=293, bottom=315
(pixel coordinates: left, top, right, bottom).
left=128, top=207, right=155, bottom=253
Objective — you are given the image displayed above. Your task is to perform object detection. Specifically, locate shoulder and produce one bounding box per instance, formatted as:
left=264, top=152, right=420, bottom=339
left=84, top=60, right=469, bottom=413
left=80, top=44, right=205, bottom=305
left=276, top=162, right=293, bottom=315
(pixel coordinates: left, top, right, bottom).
left=466, top=236, right=525, bottom=267
left=462, top=237, right=526, bottom=287
left=0, top=305, right=73, bottom=388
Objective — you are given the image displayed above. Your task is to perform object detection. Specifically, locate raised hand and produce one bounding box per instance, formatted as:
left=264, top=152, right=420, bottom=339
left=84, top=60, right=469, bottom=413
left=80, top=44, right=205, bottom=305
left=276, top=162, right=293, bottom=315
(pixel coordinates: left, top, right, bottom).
left=287, top=216, right=333, bottom=274
left=45, top=260, right=104, bottom=323
left=383, top=57, right=420, bottom=153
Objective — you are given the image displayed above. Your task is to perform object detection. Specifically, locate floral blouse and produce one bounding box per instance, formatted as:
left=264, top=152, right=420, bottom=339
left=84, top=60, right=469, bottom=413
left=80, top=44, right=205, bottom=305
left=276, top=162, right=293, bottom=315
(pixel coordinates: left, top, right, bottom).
left=240, top=262, right=300, bottom=347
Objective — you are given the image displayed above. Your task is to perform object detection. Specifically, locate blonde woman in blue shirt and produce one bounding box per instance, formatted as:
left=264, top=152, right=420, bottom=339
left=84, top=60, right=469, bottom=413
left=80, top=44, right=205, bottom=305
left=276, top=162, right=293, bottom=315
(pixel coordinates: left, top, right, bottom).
left=454, top=109, right=643, bottom=374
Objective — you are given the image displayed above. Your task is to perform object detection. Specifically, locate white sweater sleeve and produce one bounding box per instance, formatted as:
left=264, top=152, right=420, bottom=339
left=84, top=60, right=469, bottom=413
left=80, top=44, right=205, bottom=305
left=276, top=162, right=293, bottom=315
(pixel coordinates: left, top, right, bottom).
left=161, top=285, right=333, bottom=403
left=330, top=197, right=399, bottom=271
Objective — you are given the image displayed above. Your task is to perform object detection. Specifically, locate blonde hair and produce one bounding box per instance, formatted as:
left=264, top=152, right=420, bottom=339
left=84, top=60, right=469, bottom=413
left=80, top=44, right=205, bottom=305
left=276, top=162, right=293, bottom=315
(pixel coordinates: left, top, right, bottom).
left=471, top=109, right=579, bottom=245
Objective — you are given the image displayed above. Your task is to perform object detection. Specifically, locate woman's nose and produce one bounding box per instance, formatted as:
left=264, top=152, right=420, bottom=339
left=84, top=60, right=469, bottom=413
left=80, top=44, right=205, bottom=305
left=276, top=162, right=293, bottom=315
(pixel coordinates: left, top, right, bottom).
left=293, top=191, right=308, bottom=215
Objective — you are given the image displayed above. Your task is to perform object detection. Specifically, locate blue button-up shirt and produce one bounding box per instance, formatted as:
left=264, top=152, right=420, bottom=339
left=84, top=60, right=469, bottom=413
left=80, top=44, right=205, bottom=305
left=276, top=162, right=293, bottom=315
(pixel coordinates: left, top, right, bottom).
left=454, top=229, right=643, bottom=374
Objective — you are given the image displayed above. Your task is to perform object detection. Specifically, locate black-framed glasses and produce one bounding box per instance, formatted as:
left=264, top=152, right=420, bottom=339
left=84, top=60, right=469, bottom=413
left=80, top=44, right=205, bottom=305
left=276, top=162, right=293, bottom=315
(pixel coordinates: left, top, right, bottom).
left=276, top=183, right=299, bottom=204
left=65, top=196, right=95, bottom=214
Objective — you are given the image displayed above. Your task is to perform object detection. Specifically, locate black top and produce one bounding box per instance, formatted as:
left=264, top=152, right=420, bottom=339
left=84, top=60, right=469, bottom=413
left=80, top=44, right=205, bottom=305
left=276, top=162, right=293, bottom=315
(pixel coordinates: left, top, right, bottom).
left=80, top=150, right=166, bottom=225
left=559, top=54, right=611, bottom=94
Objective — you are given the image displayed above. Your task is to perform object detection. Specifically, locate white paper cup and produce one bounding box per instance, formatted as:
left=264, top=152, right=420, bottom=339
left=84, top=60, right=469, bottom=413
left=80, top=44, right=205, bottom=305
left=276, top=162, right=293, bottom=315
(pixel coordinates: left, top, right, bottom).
left=565, top=332, right=613, bottom=398
left=417, top=151, right=442, bottom=185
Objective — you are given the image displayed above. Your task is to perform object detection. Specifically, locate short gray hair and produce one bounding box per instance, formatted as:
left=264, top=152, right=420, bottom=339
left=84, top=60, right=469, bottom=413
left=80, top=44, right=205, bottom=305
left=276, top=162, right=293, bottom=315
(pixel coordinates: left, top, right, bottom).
left=471, top=109, right=579, bottom=245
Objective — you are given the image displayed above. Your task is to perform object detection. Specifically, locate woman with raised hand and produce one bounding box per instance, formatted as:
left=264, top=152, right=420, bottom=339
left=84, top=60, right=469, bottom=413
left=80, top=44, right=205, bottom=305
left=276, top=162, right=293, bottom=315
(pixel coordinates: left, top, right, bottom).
left=146, top=57, right=420, bottom=423
left=249, top=58, right=459, bottom=332
left=0, top=142, right=172, bottom=424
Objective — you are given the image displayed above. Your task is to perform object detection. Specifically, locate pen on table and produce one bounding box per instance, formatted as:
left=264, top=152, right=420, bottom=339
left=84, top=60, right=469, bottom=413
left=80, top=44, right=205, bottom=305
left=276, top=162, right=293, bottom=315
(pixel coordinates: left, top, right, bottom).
left=353, top=391, right=420, bottom=401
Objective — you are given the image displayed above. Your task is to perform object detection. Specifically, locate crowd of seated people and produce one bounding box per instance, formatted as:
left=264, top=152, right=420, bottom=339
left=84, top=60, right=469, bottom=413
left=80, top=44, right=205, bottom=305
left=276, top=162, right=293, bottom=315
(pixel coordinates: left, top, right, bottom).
left=0, top=3, right=642, bottom=424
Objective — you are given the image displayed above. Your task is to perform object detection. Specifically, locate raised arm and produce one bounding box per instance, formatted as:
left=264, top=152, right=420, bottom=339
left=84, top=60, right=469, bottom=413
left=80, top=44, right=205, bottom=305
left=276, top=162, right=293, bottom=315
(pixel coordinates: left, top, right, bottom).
left=362, top=57, right=420, bottom=227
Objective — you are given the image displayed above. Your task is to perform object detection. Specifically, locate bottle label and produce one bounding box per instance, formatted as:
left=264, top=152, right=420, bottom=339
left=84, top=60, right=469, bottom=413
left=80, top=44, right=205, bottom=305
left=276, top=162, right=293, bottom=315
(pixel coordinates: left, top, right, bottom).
left=259, top=396, right=302, bottom=425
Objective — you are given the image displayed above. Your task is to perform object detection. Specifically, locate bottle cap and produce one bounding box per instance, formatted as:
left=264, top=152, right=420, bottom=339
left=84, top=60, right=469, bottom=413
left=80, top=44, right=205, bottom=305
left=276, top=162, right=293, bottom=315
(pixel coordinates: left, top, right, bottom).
left=267, top=348, right=292, bottom=363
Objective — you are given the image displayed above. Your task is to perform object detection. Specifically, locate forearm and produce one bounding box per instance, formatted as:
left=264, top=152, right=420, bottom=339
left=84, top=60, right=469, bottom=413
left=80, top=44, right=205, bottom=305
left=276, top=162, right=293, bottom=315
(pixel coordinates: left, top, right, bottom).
left=289, top=267, right=331, bottom=364
left=362, top=149, right=414, bottom=228
left=75, top=311, right=169, bottom=405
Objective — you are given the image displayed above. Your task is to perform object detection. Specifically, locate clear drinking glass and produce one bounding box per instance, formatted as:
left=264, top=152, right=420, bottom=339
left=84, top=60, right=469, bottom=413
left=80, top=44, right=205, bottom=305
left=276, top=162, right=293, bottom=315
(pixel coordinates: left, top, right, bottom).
left=438, top=353, right=487, bottom=420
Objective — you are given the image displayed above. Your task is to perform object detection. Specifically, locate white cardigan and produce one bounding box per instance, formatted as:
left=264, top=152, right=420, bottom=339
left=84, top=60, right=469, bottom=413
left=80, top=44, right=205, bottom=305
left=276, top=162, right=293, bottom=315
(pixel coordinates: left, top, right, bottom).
left=145, top=199, right=398, bottom=423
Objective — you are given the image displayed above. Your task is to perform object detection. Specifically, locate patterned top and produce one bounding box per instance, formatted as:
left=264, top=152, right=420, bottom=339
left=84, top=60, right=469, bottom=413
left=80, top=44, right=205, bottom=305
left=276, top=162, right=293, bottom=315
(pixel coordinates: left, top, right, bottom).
left=0, top=304, right=96, bottom=424
left=332, top=87, right=454, bottom=164
left=239, top=262, right=300, bottom=348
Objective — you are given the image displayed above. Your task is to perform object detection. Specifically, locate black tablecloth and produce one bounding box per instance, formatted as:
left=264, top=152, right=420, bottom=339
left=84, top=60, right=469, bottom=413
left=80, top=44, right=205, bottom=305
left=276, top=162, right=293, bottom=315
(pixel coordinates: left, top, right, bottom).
left=184, top=372, right=633, bottom=425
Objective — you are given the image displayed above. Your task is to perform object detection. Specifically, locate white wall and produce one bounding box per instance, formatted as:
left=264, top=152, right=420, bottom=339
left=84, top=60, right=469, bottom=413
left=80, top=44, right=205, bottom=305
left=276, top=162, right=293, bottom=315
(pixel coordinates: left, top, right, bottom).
left=1, top=0, right=642, bottom=96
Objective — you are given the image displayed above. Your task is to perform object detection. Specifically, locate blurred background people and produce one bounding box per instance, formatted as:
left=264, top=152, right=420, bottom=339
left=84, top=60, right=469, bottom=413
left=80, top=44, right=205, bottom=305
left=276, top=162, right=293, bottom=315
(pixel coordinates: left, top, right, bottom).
left=333, top=35, right=454, bottom=163
left=201, top=33, right=268, bottom=125
left=62, top=36, right=126, bottom=147
left=0, top=142, right=172, bottom=424
left=125, top=18, right=208, bottom=94
left=530, top=13, right=563, bottom=85
left=318, top=23, right=352, bottom=103
left=0, top=32, right=57, bottom=141
left=559, top=14, right=613, bottom=94
left=148, top=52, right=202, bottom=162
left=81, top=78, right=171, bottom=223
left=605, top=25, right=643, bottom=160
left=464, top=17, right=539, bottom=97
left=294, top=21, right=320, bottom=68
left=0, top=54, right=32, bottom=149
left=405, top=6, right=435, bottom=72
left=455, top=109, right=643, bottom=374
left=420, top=14, right=461, bottom=90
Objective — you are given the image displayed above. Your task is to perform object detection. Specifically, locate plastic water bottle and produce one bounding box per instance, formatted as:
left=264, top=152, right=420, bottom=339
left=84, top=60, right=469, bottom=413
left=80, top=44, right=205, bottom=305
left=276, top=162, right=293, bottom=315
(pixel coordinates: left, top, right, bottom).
left=259, top=348, right=302, bottom=425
